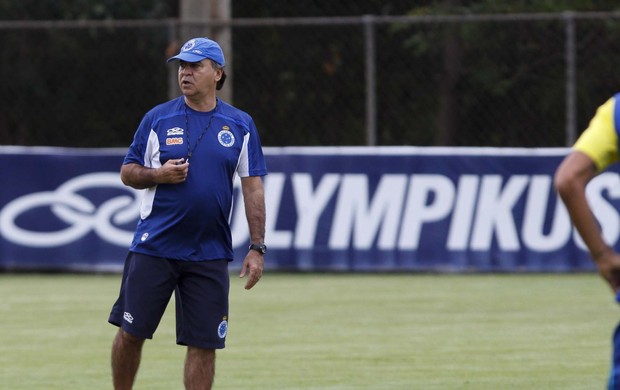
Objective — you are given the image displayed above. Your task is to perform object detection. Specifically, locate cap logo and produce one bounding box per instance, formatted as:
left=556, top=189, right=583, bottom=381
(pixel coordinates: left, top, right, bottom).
left=183, top=39, right=197, bottom=52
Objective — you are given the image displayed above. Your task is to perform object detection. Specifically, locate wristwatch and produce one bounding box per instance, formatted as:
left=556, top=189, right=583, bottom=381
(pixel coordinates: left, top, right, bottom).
left=249, top=243, right=267, bottom=255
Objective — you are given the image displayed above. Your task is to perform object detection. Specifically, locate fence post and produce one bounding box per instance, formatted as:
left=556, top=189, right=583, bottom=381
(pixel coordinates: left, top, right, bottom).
left=564, top=11, right=577, bottom=146
left=179, top=0, right=233, bottom=103
left=364, top=15, right=377, bottom=146
left=167, top=21, right=179, bottom=101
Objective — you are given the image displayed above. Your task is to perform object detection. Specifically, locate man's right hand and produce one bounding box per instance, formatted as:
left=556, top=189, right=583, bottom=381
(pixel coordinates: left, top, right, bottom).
left=158, top=158, right=189, bottom=184
left=120, top=160, right=189, bottom=189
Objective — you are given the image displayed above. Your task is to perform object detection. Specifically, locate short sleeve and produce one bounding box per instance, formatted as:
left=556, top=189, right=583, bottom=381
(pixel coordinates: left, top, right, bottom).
left=573, top=97, right=619, bottom=172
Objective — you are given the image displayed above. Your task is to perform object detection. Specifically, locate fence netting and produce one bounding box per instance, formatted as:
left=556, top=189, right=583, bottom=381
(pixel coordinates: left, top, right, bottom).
left=3, top=13, right=620, bottom=147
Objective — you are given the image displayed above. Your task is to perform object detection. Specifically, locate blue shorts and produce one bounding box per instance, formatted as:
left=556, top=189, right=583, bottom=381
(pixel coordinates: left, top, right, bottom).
left=108, top=252, right=230, bottom=349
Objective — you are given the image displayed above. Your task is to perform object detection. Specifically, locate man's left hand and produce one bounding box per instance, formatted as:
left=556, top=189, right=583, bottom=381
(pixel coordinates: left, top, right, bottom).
left=239, top=251, right=264, bottom=290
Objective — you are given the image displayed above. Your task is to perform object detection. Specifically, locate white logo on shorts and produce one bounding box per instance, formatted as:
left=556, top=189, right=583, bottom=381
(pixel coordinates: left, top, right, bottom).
left=123, top=312, right=134, bottom=324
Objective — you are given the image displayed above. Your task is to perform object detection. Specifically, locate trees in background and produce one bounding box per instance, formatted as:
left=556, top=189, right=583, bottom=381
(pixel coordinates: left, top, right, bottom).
left=2, top=1, right=620, bottom=147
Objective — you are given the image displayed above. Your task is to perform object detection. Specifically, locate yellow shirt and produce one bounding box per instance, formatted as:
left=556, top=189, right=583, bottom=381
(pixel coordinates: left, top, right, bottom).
left=573, top=96, right=619, bottom=171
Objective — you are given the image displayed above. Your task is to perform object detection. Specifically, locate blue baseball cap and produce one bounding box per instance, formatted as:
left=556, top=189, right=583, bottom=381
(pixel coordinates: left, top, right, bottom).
left=167, top=37, right=226, bottom=66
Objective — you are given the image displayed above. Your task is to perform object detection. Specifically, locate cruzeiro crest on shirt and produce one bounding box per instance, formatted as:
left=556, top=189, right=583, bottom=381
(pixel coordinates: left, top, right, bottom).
left=217, top=125, right=235, bottom=147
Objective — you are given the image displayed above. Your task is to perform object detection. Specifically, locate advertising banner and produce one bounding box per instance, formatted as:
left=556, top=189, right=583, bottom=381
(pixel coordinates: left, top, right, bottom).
left=0, top=146, right=612, bottom=272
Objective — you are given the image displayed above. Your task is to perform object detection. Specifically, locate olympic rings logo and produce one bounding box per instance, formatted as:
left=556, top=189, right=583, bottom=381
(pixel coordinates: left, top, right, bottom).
left=0, top=172, right=140, bottom=247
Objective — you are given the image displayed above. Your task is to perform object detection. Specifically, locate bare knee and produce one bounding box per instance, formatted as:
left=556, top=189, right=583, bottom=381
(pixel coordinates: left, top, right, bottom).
left=116, top=329, right=145, bottom=348
left=187, top=346, right=214, bottom=359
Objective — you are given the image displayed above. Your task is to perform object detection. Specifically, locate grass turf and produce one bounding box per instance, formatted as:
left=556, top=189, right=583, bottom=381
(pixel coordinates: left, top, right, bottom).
left=0, top=273, right=617, bottom=389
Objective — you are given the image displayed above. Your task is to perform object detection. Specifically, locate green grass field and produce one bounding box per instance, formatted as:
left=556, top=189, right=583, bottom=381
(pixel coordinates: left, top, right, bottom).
left=0, top=272, right=618, bottom=389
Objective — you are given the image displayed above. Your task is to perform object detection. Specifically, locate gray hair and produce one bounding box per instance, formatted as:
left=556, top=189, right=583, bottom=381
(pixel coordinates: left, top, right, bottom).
left=210, top=60, right=226, bottom=91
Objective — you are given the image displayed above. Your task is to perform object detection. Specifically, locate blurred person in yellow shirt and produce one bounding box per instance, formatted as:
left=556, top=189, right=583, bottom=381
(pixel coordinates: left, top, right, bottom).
left=555, top=94, right=620, bottom=389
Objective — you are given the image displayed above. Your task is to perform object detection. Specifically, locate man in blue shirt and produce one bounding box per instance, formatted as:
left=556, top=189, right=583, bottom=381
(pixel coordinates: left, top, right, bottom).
left=108, top=37, right=268, bottom=390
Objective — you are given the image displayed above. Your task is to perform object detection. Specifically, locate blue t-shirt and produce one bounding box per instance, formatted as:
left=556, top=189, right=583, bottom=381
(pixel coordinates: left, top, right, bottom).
left=123, top=97, right=267, bottom=261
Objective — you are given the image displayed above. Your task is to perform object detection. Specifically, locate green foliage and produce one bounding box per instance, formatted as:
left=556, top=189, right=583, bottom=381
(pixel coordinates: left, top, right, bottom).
left=406, top=0, right=620, bottom=14
left=3, top=2, right=620, bottom=146
left=1, top=27, right=171, bottom=146
left=377, top=1, right=619, bottom=146
left=232, top=1, right=422, bottom=18
left=0, top=0, right=179, bottom=20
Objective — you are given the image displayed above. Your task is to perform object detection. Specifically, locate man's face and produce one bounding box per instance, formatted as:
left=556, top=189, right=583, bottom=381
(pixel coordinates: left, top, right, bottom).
left=177, top=59, right=222, bottom=98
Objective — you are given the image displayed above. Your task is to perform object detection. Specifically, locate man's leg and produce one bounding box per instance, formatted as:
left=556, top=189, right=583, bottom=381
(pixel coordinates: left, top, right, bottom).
left=112, top=328, right=145, bottom=390
left=184, top=346, right=215, bottom=390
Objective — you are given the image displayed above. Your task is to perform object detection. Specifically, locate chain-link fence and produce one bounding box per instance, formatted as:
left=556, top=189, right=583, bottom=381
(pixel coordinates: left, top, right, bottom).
left=3, top=12, right=620, bottom=148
